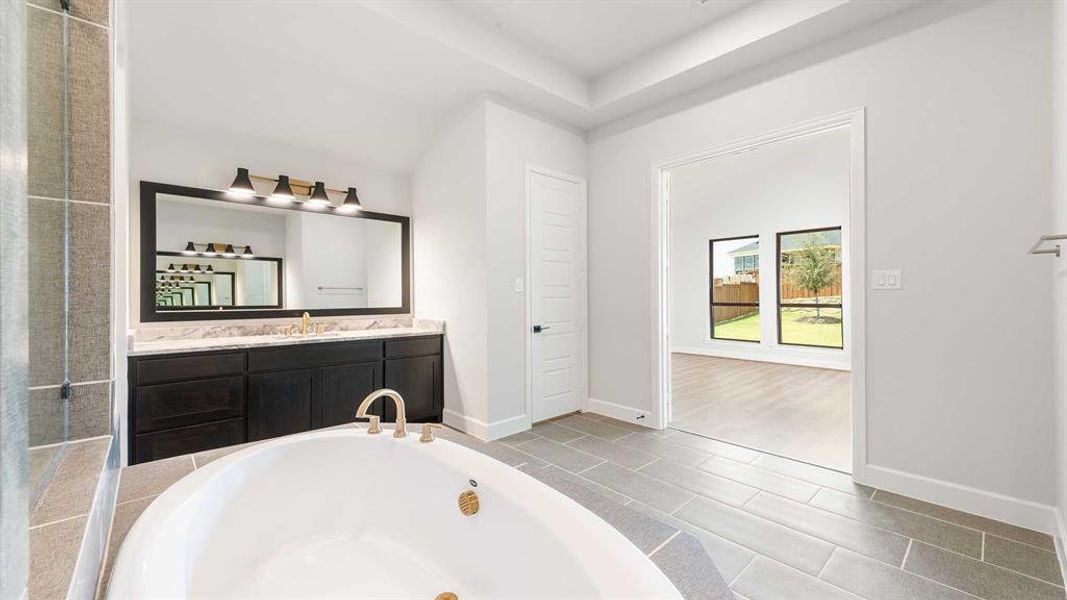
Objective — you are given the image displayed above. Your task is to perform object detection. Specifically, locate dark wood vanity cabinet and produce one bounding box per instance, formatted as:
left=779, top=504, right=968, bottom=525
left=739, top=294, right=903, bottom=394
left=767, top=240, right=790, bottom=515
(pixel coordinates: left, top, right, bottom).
left=128, top=335, right=443, bottom=464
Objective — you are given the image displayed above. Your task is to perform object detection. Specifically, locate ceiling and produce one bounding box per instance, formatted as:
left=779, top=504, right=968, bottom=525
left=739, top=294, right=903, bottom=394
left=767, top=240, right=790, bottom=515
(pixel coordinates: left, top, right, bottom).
left=124, top=0, right=924, bottom=173
left=442, top=0, right=755, bottom=78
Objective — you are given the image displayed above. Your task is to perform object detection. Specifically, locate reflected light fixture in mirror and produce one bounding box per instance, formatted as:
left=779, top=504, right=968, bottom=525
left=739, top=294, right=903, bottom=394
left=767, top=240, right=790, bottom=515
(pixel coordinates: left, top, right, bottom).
left=339, top=187, right=361, bottom=212
left=270, top=175, right=295, bottom=203
left=309, top=181, right=330, bottom=205
left=203, top=243, right=219, bottom=257
left=228, top=167, right=256, bottom=197
left=240, top=245, right=255, bottom=258
left=222, top=244, right=236, bottom=257
left=182, top=241, right=197, bottom=255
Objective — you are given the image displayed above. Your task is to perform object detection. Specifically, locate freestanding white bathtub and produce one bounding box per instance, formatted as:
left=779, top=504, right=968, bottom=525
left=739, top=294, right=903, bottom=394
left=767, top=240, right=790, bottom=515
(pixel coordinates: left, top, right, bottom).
left=108, top=427, right=682, bottom=598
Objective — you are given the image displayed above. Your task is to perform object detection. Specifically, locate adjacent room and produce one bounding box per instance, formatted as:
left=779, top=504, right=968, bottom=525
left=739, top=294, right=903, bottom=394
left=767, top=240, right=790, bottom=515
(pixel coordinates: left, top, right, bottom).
left=668, top=125, right=853, bottom=472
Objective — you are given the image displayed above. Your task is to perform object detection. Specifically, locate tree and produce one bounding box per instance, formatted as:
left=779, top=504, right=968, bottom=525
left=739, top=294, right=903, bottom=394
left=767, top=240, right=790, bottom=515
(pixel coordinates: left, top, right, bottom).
left=786, top=233, right=839, bottom=320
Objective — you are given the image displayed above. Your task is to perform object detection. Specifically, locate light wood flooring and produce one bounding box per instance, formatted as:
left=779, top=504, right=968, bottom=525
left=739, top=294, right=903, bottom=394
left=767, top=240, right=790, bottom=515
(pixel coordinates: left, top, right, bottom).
left=670, top=353, right=851, bottom=472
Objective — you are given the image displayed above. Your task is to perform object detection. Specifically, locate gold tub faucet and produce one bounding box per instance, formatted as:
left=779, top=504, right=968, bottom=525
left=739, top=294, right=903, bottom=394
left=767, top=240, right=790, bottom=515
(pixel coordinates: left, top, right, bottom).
left=355, top=389, right=407, bottom=438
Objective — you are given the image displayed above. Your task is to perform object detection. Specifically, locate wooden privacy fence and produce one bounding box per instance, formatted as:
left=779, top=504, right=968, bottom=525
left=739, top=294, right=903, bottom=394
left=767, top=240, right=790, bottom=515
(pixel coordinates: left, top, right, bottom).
left=712, top=281, right=758, bottom=322
left=779, top=264, right=842, bottom=301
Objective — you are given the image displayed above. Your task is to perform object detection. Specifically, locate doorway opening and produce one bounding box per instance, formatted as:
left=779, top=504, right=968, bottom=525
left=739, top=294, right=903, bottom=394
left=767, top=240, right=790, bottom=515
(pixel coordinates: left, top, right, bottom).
left=654, top=110, right=866, bottom=477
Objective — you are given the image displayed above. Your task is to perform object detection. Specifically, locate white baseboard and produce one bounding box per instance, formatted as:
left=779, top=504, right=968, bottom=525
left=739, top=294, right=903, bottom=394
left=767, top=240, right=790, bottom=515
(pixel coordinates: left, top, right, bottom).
left=486, top=414, right=531, bottom=441
left=442, top=409, right=530, bottom=442
left=866, top=464, right=1060, bottom=535
left=586, top=397, right=661, bottom=429
left=1055, top=509, right=1067, bottom=591
left=672, top=345, right=850, bottom=371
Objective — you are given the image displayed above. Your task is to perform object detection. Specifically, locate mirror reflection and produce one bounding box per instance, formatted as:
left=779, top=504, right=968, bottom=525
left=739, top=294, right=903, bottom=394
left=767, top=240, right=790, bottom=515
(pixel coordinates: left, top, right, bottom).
left=153, top=193, right=404, bottom=313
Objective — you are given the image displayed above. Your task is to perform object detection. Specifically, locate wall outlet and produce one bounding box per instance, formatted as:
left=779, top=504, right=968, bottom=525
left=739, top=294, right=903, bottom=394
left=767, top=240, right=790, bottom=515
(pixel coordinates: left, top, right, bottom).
left=514, top=278, right=524, bottom=292
left=872, top=269, right=903, bottom=290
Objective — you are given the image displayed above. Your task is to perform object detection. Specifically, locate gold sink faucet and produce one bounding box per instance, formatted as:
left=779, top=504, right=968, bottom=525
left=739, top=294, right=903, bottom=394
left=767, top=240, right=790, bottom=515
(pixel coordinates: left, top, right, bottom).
left=355, top=389, right=407, bottom=438
left=300, top=311, right=311, bottom=335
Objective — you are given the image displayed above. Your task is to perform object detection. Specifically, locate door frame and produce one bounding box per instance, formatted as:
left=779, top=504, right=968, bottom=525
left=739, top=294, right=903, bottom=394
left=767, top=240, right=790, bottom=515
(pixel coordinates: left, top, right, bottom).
left=650, top=108, right=868, bottom=482
left=524, top=164, right=589, bottom=426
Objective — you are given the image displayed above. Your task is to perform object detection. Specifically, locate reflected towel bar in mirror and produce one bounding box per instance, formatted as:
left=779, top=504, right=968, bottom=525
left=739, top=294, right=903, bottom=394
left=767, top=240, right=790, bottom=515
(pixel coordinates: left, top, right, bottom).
left=1028, top=234, right=1067, bottom=257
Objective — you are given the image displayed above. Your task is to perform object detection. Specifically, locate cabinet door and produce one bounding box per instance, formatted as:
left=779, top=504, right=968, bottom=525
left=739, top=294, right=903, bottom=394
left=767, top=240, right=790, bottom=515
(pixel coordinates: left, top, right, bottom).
left=384, top=355, right=441, bottom=422
left=134, top=418, right=245, bottom=464
left=248, top=368, right=317, bottom=441
left=319, top=362, right=382, bottom=428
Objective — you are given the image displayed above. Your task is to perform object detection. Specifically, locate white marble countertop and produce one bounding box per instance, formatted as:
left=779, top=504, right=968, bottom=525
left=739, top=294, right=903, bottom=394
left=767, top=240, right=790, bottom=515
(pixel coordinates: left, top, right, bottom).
left=128, top=325, right=444, bottom=357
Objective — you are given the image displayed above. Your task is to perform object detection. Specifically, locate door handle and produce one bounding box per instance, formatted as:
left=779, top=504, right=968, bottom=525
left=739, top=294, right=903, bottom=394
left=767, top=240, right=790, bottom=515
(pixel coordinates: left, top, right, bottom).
left=533, top=325, right=551, bottom=333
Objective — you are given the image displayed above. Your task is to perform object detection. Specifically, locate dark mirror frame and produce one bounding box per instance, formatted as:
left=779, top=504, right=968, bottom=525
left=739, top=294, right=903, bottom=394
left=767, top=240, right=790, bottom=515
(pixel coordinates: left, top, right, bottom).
left=140, top=181, right=411, bottom=321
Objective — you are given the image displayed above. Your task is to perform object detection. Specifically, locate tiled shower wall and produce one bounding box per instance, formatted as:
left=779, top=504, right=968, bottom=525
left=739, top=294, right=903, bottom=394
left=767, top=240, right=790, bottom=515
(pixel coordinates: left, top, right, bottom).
left=27, top=0, right=111, bottom=446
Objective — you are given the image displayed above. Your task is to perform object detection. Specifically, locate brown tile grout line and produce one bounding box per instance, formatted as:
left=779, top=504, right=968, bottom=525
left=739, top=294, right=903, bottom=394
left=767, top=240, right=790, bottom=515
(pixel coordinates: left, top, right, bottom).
left=25, top=3, right=109, bottom=31
left=519, top=425, right=1066, bottom=591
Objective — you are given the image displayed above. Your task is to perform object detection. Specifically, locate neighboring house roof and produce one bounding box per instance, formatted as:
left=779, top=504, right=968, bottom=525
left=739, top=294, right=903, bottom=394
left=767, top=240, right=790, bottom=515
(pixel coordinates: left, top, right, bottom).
left=726, top=230, right=841, bottom=256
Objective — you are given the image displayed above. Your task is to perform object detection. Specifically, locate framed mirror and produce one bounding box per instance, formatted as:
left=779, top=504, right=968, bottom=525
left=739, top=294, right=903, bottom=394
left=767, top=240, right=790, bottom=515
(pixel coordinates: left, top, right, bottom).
left=140, top=181, right=410, bottom=321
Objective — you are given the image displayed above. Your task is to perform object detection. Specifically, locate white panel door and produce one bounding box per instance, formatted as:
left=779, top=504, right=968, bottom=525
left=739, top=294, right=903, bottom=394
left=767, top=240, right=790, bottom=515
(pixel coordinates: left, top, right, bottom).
left=529, top=170, right=585, bottom=423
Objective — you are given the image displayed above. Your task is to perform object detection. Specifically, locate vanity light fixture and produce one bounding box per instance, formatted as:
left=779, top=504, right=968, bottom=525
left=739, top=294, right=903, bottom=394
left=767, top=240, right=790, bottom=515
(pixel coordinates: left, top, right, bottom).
left=241, top=245, right=255, bottom=258
left=228, top=167, right=256, bottom=197
left=339, top=187, right=361, bottom=212
left=182, top=241, right=197, bottom=255
left=308, top=181, right=330, bottom=205
left=270, top=175, right=295, bottom=203
left=222, top=244, right=237, bottom=257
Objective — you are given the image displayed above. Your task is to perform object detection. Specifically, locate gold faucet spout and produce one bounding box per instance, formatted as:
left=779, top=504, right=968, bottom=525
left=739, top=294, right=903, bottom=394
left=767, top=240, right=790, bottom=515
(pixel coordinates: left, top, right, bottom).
left=355, top=389, right=407, bottom=438
left=300, top=311, right=311, bottom=335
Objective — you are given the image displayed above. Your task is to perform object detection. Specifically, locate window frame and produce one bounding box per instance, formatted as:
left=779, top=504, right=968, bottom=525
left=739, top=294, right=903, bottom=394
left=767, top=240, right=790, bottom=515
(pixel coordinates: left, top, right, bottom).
left=775, top=226, right=844, bottom=349
left=709, top=235, right=761, bottom=343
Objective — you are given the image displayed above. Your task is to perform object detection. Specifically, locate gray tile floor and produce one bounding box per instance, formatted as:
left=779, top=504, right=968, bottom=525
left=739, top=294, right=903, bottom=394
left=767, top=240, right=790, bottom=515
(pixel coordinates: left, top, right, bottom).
left=104, top=417, right=1066, bottom=600
left=490, top=414, right=1065, bottom=600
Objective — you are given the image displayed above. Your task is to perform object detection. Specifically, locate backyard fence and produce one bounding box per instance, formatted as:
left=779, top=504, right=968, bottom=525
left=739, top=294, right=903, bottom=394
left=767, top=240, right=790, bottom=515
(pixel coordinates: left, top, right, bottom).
left=712, top=263, right=842, bottom=322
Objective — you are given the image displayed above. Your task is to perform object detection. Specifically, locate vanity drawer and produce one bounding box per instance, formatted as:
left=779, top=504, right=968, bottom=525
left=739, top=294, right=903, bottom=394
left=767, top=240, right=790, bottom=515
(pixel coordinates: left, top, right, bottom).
left=248, top=340, right=382, bottom=372
left=135, top=352, right=245, bottom=385
left=133, top=418, right=245, bottom=464
left=135, top=376, right=245, bottom=433
left=384, top=336, right=442, bottom=359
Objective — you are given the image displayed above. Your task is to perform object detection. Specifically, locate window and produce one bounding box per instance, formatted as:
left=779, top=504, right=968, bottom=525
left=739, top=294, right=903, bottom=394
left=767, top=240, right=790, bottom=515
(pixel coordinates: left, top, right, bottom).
left=709, top=236, right=760, bottom=342
left=777, top=227, right=843, bottom=348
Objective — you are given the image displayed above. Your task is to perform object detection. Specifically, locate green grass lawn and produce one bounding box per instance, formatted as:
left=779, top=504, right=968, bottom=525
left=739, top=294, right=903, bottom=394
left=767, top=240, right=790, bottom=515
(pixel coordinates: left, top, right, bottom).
left=714, top=308, right=842, bottom=347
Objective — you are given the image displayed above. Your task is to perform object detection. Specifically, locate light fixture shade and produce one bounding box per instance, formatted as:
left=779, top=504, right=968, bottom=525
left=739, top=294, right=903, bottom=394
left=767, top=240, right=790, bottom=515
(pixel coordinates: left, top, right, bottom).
left=340, top=187, right=361, bottom=212
left=166, top=264, right=176, bottom=273
left=271, top=175, right=294, bottom=202
left=222, top=244, right=236, bottom=257
left=183, top=241, right=197, bottom=255
left=178, top=264, right=189, bottom=273
left=206, top=265, right=215, bottom=274
left=309, top=181, right=330, bottom=205
left=241, top=245, right=254, bottom=258
left=229, top=167, right=256, bottom=196
left=204, top=243, right=218, bottom=256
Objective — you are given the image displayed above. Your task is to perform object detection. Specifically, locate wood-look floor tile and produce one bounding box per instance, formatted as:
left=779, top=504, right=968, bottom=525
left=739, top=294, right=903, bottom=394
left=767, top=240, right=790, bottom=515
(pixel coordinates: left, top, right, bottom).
left=904, top=541, right=1065, bottom=600
left=676, top=496, right=835, bottom=575
left=567, top=435, right=658, bottom=469
left=640, top=459, right=759, bottom=507
left=697, top=456, right=819, bottom=503
left=744, top=492, right=909, bottom=566
left=873, top=490, right=1054, bottom=551
left=983, top=534, right=1064, bottom=586
left=582, top=461, right=694, bottom=513
left=809, top=487, right=982, bottom=558
left=733, top=556, right=860, bottom=599
left=821, top=548, right=979, bottom=600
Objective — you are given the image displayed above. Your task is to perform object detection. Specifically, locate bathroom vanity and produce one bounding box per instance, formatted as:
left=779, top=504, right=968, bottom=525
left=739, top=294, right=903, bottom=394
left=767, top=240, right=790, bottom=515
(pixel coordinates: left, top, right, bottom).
left=127, top=332, right=443, bottom=464
left=129, top=179, right=437, bottom=464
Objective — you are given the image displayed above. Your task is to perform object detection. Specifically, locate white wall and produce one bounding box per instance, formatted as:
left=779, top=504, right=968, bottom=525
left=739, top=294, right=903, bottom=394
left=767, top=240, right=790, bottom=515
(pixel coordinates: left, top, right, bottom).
left=588, top=0, right=1056, bottom=513
left=485, top=100, right=587, bottom=425
left=413, top=98, right=586, bottom=438
left=670, top=127, right=849, bottom=369
left=413, top=103, right=489, bottom=435
left=129, top=118, right=411, bottom=326
left=1052, top=0, right=1067, bottom=544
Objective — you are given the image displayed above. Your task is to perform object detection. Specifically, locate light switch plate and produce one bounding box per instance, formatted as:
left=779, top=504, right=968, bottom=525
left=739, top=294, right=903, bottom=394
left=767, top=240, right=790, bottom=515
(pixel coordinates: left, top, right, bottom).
left=514, top=278, right=524, bottom=293
left=872, top=269, right=902, bottom=290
